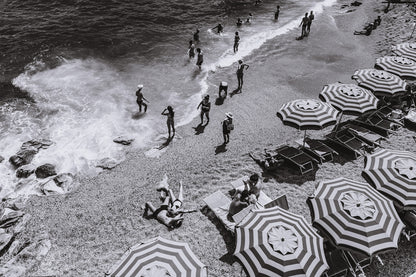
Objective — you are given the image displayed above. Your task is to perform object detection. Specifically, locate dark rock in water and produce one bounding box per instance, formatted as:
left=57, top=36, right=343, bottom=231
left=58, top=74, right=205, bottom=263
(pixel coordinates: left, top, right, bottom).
left=16, top=165, right=35, bottom=178
left=0, top=155, right=4, bottom=163
left=41, top=173, right=75, bottom=195
left=0, top=231, right=13, bottom=255
left=0, top=208, right=24, bottom=228
left=113, top=136, right=134, bottom=145
left=97, top=157, right=118, bottom=170
left=9, top=147, right=38, bottom=168
left=35, top=164, right=57, bottom=178
left=21, top=139, right=53, bottom=150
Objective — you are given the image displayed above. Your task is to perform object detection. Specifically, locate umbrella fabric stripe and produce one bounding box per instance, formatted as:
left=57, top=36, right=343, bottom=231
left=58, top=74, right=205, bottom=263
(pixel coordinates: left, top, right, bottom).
left=352, top=69, right=407, bottom=96
left=376, top=56, right=416, bottom=78
left=392, top=43, right=416, bottom=61
left=127, top=255, right=183, bottom=277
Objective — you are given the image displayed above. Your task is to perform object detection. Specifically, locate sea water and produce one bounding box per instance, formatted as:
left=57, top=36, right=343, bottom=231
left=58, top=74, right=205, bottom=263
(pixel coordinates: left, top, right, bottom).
left=0, top=0, right=337, bottom=198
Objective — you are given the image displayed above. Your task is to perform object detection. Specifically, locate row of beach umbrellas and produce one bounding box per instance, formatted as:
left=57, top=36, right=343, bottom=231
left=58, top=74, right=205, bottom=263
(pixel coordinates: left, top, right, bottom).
left=104, top=43, right=416, bottom=277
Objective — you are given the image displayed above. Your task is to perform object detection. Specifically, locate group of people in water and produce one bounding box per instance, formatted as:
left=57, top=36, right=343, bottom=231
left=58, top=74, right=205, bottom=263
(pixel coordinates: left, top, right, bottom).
left=299, top=11, right=314, bottom=38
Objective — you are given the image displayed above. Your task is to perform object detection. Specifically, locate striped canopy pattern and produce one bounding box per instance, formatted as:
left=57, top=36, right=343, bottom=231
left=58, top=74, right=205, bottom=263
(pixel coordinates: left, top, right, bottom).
left=352, top=69, right=407, bottom=98
left=363, top=149, right=416, bottom=210
left=277, top=99, right=339, bottom=130
left=106, top=237, right=207, bottom=277
left=234, top=206, right=328, bottom=277
left=319, top=83, right=378, bottom=115
left=307, top=177, right=404, bottom=256
left=375, top=56, right=416, bottom=79
left=392, top=42, right=416, bottom=61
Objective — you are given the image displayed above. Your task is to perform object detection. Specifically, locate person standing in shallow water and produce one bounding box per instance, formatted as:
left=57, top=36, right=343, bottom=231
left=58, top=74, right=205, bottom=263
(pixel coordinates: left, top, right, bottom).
left=193, top=28, right=200, bottom=43
left=212, top=23, right=223, bottom=34
left=236, top=60, right=249, bottom=91
left=299, top=12, right=309, bottom=38
left=188, top=40, right=195, bottom=59
left=162, top=106, right=175, bottom=139
left=222, top=112, right=234, bottom=144
left=196, top=48, right=203, bottom=70
left=274, top=5, right=280, bottom=21
left=197, top=95, right=211, bottom=125
left=307, top=11, right=314, bottom=35
left=136, top=84, right=149, bottom=113
left=233, top=32, right=240, bottom=53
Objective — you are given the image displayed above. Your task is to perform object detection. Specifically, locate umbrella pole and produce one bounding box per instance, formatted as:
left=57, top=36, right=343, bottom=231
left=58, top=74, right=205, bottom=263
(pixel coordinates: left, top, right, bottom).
left=335, top=111, right=344, bottom=132
left=303, top=130, right=307, bottom=147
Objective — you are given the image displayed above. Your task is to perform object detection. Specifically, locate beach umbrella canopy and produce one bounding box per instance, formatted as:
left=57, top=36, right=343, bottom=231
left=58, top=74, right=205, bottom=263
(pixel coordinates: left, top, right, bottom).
left=363, top=148, right=416, bottom=210
left=375, top=56, right=416, bottom=79
left=307, top=177, right=404, bottom=256
left=277, top=99, right=339, bottom=130
left=319, top=83, right=378, bottom=115
left=234, top=206, right=328, bottom=277
left=106, top=236, right=207, bottom=277
left=352, top=69, right=407, bottom=98
left=392, top=42, right=416, bottom=61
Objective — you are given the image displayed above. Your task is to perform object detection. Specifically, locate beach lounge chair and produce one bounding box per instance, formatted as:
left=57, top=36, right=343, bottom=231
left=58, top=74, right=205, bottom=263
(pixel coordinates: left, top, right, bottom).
left=323, top=243, right=349, bottom=277
left=295, top=138, right=339, bottom=164
left=325, top=129, right=371, bottom=158
left=267, top=145, right=318, bottom=175
left=352, top=111, right=402, bottom=137
left=338, top=122, right=384, bottom=147
left=264, top=194, right=289, bottom=210
left=203, top=190, right=236, bottom=233
left=402, top=210, right=416, bottom=241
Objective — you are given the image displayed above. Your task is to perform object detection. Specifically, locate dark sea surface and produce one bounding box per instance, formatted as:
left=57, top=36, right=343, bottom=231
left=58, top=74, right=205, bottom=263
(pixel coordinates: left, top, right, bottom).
left=0, top=0, right=336, bottom=197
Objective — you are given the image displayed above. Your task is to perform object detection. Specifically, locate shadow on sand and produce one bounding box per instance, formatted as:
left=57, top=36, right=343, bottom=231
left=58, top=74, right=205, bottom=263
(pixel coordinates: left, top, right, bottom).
left=132, top=112, right=146, bottom=120
left=215, top=96, right=225, bottom=106
left=215, top=143, right=227, bottom=155
left=193, top=123, right=207, bottom=135
left=229, top=88, right=241, bottom=98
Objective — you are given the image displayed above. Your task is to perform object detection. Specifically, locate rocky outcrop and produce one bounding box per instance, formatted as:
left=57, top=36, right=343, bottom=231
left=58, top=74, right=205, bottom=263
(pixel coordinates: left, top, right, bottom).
left=113, top=136, right=134, bottom=145
left=9, top=147, right=38, bottom=168
left=8, top=139, right=53, bottom=168
left=35, top=164, right=56, bottom=178
left=16, top=165, right=35, bottom=178
left=41, top=173, right=75, bottom=195
left=96, top=157, right=118, bottom=170
left=0, top=208, right=24, bottom=229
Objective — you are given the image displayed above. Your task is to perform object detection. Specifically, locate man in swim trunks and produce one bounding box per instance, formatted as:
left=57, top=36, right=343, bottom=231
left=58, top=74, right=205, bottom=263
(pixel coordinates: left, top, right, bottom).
left=188, top=40, right=195, bottom=59
left=197, top=94, right=211, bottom=125
left=212, top=23, right=223, bottom=34
left=307, top=11, right=314, bottom=34
left=299, top=12, right=309, bottom=38
left=236, top=60, right=249, bottom=91
left=136, top=84, right=149, bottom=113
left=233, top=32, right=240, bottom=53
left=196, top=48, right=203, bottom=70
left=274, top=5, right=280, bottom=21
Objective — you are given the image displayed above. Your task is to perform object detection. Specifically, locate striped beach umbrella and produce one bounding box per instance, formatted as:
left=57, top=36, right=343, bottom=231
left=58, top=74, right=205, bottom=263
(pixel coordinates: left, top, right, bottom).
left=234, top=206, right=328, bottom=277
left=277, top=99, right=339, bottom=130
left=363, top=149, right=416, bottom=210
left=375, top=56, right=416, bottom=79
left=106, top=237, right=207, bottom=277
left=392, top=42, right=416, bottom=61
left=352, top=69, right=407, bottom=98
left=319, top=83, right=378, bottom=115
left=307, top=177, right=404, bottom=256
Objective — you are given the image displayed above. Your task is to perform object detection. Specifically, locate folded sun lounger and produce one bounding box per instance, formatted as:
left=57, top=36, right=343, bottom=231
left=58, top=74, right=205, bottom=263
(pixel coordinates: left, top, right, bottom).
left=325, top=128, right=375, bottom=158
left=352, top=111, right=402, bottom=137
left=268, top=145, right=318, bottom=175
left=338, top=122, right=384, bottom=147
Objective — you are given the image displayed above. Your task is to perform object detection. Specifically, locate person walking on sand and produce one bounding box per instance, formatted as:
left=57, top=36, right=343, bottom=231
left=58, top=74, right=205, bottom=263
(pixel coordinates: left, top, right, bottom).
left=212, top=23, right=223, bottom=34
left=299, top=12, right=309, bottom=38
left=307, top=11, right=314, bottom=35
left=162, top=106, right=175, bottom=139
left=274, top=5, right=280, bottom=21
left=136, top=84, right=149, bottom=113
left=196, top=48, right=203, bottom=70
left=222, top=112, right=234, bottom=144
left=219, top=81, right=228, bottom=98
left=233, top=32, right=240, bottom=53
left=193, top=28, right=200, bottom=43
left=197, top=94, right=211, bottom=125
left=188, top=40, right=195, bottom=59
left=236, top=60, right=249, bottom=91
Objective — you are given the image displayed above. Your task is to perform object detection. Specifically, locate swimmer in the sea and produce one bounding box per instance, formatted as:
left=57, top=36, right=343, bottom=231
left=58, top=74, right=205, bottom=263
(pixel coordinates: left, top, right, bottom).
left=193, top=28, right=200, bottom=43
left=212, top=23, right=223, bottom=34
left=236, top=18, right=243, bottom=27
left=196, top=48, right=203, bottom=70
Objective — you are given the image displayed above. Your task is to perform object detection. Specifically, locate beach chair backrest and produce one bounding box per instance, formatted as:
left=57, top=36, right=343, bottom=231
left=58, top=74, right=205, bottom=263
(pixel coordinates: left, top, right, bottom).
left=203, top=190, right=231, bottom=211
left=264, top=195, right=289, bottom=210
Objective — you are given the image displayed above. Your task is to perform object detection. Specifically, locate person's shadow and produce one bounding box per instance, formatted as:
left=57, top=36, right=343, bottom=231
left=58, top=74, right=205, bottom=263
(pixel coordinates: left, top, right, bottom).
left=132, top=112, right=146, bottom=120
left=158, top=136, right=173, bottom=150
left=193, top=123, right=207, bottom=135
left=215, top=143, right=227, bottom=155
left=229, top=88, right=241, bottom=98
left=215, top=96, right=225, bottom=105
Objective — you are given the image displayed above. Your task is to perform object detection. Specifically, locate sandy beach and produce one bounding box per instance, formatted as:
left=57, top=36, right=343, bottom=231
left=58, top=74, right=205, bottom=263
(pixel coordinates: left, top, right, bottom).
left=4, top=0, right=416, bottom=276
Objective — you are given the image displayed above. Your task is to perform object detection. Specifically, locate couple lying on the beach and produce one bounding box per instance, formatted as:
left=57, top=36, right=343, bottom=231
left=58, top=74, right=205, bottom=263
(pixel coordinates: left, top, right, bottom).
left=143, top=178, right=195, bottom=228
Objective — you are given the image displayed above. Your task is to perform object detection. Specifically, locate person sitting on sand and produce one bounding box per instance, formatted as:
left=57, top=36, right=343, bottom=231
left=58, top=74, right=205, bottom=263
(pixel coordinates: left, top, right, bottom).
left=236, top=18, right=243, bottom=27
left=228, top=190, right=251, bottom=221
left=219, top=81, right=228, bottom=98
left=354, top=23, right=373, bottom=36
left=144, top=182, right=184, bottom=228
left=212, top=23, right=223, bottom=34
left=299, top=13, right=309, bottom=38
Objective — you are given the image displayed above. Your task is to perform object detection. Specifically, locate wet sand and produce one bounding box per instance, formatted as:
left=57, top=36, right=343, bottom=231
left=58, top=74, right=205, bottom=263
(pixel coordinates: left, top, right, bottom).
left=15, top=0, right=416, bottom=276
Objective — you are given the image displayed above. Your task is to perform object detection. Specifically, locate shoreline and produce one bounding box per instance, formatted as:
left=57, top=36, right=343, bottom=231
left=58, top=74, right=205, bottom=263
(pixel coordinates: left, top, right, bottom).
left=5, top=0, right=416, bottom=276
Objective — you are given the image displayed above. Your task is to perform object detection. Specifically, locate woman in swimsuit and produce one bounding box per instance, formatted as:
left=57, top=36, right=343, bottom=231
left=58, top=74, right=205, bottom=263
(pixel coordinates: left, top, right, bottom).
left=236, top=60, right=249, bottom=91
left=188, top=40, right=195, bottom=59
left=162, top=106, right=175, bottom=139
